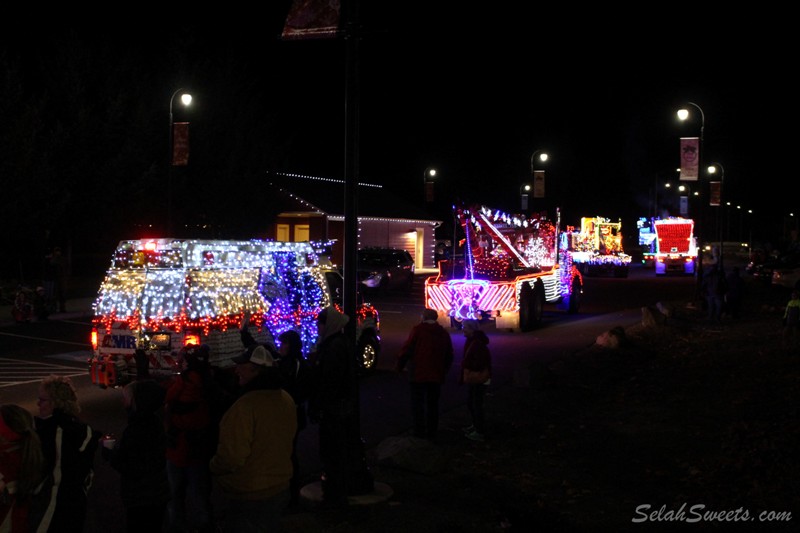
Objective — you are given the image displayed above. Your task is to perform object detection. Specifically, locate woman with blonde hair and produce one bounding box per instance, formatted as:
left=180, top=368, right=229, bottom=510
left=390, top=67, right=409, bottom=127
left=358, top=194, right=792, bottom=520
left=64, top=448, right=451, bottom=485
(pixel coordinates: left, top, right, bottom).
left=1, top=404, right=45, bottom=532
left=32, top=376, right=99, bottom=533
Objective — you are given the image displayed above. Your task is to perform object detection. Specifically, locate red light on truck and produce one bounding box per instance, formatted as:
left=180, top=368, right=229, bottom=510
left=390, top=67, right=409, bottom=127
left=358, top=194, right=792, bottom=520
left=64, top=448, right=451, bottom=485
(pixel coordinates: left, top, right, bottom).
left=184, top=333, right=201, bottom=347
left=144, top=241, right=157, bottom=251
left=91, top=328, right=98, bottom=350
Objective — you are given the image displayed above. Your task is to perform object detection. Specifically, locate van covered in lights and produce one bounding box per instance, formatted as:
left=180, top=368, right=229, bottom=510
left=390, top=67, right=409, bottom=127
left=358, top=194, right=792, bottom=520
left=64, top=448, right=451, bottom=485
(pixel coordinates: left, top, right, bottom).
left=89, top=238, right=380, bottom=388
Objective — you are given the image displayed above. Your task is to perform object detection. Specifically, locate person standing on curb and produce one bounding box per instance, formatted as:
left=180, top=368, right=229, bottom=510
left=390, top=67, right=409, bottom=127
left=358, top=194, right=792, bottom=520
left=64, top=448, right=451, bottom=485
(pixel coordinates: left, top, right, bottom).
left=275, top=329, right=313, bottom=509
left=459, top=320, right=491, bottom=442
left=210, top=345, right=296, bottom=532
left=104, top=380, right=171, bottom=533
left=307, top=306, right=373, bottom=508
left=164, top=344, right=218, bottom=533
left=396, top=309, right=454, bottom=441
left=1, top=404, right=46, bottom=533
left=782, top=289, right=800, bottom=347
left=31, top=375, right=100, bottom=533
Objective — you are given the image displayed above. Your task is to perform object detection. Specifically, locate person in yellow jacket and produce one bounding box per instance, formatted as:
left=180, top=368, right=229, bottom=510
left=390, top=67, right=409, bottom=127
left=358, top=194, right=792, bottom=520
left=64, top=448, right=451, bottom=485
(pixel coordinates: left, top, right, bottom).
left=210, top=345, right=297, bottom=532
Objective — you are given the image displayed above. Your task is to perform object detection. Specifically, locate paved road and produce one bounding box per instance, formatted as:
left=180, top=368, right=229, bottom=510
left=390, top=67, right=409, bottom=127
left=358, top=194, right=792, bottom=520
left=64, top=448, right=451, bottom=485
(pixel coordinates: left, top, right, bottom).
left=0, top=264, right=704, bottom=531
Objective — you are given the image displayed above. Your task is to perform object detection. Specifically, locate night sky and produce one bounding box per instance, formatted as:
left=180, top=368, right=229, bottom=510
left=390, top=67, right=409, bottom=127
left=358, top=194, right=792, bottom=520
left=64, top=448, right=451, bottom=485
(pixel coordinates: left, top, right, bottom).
left=1, top=5, right=796, bottom=278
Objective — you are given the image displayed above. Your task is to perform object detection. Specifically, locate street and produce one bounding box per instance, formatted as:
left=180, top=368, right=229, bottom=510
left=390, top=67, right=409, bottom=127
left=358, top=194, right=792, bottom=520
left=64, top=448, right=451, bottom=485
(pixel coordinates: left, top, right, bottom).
left=0, top=263, right=696, bottom=531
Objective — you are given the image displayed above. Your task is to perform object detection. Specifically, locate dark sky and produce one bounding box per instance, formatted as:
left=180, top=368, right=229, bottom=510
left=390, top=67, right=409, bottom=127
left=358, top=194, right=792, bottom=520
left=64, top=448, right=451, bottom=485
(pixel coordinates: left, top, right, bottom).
left=1, top=5, right=796, bottom=256
left=271, top=4, right=796, bottom=234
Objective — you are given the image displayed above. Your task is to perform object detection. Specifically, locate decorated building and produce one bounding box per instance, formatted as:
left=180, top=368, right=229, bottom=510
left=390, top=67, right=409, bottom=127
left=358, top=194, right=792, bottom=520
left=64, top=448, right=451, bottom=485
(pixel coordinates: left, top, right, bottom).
left=265, top=172, right=442, bottom=270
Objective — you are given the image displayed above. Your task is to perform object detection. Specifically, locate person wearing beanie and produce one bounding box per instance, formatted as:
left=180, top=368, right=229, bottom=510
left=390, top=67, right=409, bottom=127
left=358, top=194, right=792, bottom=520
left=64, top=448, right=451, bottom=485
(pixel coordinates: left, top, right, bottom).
left=307, top=306, right=373, bottom=507
left=396, top=308, right=454, bottom=440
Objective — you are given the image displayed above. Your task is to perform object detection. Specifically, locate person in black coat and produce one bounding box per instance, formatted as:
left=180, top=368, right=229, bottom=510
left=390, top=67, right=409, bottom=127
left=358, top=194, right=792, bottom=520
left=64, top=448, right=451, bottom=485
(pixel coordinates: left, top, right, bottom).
left=276, top=329, right=313, bottom=507
left=33, top=376, right=100, bottom=533
left=104, top=380, right=171, bottom=532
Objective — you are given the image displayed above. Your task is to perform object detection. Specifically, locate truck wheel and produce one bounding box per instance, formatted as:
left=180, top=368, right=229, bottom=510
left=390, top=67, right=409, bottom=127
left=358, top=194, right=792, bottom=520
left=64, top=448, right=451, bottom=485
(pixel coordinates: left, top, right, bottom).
left=568, top=276, right=582, bottom=314
left=357, top=335, right=379, bottom=372
left=519, top=283, right=544, bottom=331
left=614, top=266, right=629, bottom=278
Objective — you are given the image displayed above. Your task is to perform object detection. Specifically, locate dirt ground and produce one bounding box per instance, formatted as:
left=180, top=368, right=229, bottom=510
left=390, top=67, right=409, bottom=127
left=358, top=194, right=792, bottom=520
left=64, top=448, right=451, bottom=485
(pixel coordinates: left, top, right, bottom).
left=284, top=279, right=799, bottom=532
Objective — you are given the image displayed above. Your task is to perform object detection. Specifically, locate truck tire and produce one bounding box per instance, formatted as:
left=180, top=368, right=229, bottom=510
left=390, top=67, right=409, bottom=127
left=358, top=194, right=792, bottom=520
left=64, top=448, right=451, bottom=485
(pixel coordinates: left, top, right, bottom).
left=519, top=283, right=544, bottom=332
left=357, top=334, right=379, bottom=372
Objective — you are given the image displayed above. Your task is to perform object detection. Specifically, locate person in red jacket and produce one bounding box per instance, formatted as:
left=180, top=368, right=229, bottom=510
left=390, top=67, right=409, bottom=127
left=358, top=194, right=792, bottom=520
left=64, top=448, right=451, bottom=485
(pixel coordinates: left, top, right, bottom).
left=164, top=344, right=217, bottom=533
left=396, top=309, right=454, bottom=440
left=1, top=404, right=45, bottom=533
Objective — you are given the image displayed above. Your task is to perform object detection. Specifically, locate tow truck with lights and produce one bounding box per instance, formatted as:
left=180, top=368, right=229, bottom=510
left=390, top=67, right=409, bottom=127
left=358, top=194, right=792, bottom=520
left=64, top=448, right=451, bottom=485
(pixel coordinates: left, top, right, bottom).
left=424, top=204, right=582, bottom=332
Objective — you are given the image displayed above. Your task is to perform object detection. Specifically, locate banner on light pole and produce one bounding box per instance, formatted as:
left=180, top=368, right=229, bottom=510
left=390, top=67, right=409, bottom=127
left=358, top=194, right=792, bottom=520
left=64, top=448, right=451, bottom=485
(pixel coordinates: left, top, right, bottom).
left=680, top=196, right=689, bottom=216
left=709, top=181, right=721, bottom=207
left=172, top=122, right=190, bottom=166
left=533, top=170, right=545, bottom=198
left=680, top=137, right=699, bottom=181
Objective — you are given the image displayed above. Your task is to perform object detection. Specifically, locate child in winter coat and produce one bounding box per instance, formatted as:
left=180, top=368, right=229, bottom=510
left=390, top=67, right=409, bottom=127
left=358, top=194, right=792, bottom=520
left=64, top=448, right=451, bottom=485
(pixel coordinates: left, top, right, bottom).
left=459, top=320, right=492, bottom=442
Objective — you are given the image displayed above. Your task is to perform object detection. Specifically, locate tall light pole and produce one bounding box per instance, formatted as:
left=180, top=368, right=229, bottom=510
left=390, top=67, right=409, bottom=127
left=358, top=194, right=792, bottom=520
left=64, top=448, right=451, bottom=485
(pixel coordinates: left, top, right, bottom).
left=677, top=102, right=706, bottom=296
left=169, top=89, right=192, bottom=236
left=707, top=163, right=725, bottom=268
left=423, top=167, right=437, bottom=203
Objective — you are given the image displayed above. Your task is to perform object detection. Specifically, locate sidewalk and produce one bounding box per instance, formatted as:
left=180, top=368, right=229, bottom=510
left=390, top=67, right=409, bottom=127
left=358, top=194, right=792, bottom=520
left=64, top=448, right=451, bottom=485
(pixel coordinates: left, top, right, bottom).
left=0, top=296, right=96, bottom=327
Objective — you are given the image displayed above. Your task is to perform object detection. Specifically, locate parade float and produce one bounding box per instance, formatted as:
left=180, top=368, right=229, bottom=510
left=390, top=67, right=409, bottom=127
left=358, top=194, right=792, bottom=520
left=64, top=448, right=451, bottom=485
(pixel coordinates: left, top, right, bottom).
left=567, top=216, right=631, bottom=277
left=653, top=218, right=698, bottom=275
left=88, top=239, right=380, bottom=387
left=424, top=204, right=582, bottom=332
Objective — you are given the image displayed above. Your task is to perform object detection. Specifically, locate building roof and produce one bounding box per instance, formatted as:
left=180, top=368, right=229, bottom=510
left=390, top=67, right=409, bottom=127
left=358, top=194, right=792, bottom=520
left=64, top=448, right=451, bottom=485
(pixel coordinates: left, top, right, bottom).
left=269, top=172, right=442, bottom=224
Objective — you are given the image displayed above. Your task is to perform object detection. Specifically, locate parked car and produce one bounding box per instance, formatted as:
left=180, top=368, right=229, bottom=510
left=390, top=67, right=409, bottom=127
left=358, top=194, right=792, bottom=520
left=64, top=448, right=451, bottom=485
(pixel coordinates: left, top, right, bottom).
left=748, top=250, right=800, bottom=285
left=772, top=265, right=800, bottom=290
left=356, top=247, right=415, bottom=293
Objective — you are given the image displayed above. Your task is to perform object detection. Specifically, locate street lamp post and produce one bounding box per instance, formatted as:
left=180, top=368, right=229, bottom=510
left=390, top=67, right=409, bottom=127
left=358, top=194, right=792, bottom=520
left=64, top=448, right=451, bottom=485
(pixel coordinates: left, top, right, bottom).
left=677, top=102, right=705, bottom=142
left=423, top=167, right=437, bottom=203
left=677, top=102, right=706, bottom=297
left=169, top=88, right=192, bottom=236
left=707, top=163, right=725, bottom=268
